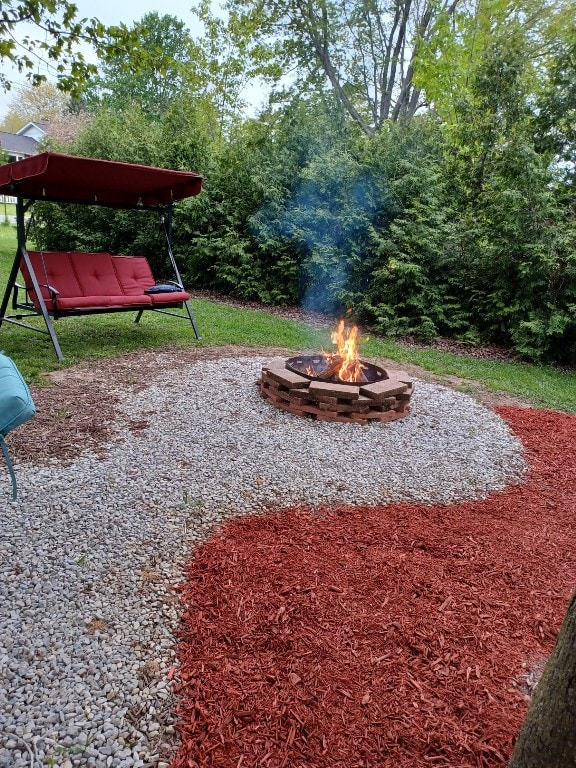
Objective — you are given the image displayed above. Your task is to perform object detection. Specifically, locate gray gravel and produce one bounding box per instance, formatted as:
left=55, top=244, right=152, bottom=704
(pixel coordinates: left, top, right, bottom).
left=0, top=356, right=527, bottom=767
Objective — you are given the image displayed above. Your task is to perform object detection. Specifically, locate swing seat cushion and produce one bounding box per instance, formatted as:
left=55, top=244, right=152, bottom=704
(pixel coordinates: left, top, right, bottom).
left=21, top=251, right=190, bottom=312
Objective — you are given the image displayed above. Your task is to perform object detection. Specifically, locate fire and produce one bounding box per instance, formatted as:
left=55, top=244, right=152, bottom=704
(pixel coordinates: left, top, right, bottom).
left=324, top=319, right=366, bottom=383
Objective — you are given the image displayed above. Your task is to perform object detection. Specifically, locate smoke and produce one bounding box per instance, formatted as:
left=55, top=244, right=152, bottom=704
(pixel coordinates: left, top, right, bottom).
left=250, top=150, right=386, bottom=315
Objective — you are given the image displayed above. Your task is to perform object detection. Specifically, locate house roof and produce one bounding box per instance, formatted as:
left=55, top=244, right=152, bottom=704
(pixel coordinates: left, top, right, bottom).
left=16, top=121, right=47, bottom=136
left=0, top=131, right=39, bottom=156
left=0, top=151, right=203, bottom=208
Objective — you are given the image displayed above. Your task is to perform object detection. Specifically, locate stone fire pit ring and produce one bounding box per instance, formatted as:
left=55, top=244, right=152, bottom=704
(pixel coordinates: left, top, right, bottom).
left=259, top=356, right=413, bottom=425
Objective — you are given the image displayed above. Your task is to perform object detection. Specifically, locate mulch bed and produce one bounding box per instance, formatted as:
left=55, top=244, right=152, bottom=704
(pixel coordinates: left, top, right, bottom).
left=171, top=406, right=576, bottom=768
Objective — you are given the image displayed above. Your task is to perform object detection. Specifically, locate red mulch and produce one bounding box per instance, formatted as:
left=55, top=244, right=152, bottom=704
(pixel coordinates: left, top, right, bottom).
left=170, top=407, right=576, bottom=768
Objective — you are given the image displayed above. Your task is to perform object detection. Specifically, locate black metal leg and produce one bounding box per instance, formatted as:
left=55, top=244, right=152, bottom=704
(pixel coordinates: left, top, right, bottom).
left=184, top=300, right=201, bottom=339
left=20, top=248, right=64, bottom=361
left=0, top=253, right=21, bottom=327
left=2, top=200, right=64, bottom=361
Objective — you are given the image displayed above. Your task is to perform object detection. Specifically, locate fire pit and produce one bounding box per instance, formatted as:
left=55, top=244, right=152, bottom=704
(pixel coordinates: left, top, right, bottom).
left=258, top=320, right=413, bottom=424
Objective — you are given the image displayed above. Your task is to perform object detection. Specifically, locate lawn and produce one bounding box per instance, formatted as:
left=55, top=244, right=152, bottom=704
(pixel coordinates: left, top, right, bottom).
left=0, top=223, right=574, bottom=412
left=0, top=201, right=16, bottom=221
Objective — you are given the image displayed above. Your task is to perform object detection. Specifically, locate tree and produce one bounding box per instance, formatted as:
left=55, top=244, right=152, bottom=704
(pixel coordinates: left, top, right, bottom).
left=192, top=0, right=283, bottom=130
left=222, top=0, right=463, bottom=135
left=93, top=13, right=200, bottom=118
left=508, top=591, right=576, bottom=767
left=0, top=0, right=136, bottom=95
left=440, top=23, right=576, bottom=362
left=414, top=0, right=576, bottom=146
left=91, top=6, right=261, bottom=131
left=362, top=116, right=459, bottom=341
left=534, top=20, right=576, bottom=191
left=0, top=81, right=69, bottom=131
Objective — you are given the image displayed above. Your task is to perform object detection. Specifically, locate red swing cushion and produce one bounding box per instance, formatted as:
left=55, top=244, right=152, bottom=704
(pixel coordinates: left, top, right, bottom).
left=20, top=251, right=190, bottom=311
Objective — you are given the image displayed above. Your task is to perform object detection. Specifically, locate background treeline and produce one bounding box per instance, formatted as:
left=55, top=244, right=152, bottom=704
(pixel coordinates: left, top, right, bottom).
left=23, top=2, right=576, bottom=364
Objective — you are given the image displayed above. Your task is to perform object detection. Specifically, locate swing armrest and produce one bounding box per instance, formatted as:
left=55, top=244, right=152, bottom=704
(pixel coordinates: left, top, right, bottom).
left=10, top=281, right=47, bottom=309
left=36, top=283, right=60, bottom=302
left=41, top=283, right=60, bottom=297
left=11, top=281, right=23, bottom=308
left=25, top=282, right=60, bottom=309
left=162, top=280, right=184, bottom=290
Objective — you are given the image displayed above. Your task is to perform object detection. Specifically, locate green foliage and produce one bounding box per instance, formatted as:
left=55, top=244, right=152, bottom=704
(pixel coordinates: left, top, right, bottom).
left=443, top=30, right=576, bottom=362
left=180, top=98, right=352, bottom=305
left=360, top=118, right=462, bottom=341
left=0, top=0, right=136, bottom=95
left=535, top=22, right=576, bottom=189
left=91, top=14, right=202, bottom=118
left=263, top=143, right=385, bottom=313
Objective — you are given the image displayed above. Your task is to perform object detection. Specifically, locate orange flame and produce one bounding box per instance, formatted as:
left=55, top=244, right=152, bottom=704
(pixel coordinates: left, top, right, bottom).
left=325, top=319, right=366, bottom=383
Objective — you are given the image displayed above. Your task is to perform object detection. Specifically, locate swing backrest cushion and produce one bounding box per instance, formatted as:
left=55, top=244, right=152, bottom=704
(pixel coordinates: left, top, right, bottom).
left=0, top=353, right=36, bottom=436
left=21, top=251, right=83, bottom=309
left=112, top=255, right=158, bottom=295
left=20, top=251, right=190, bottom=311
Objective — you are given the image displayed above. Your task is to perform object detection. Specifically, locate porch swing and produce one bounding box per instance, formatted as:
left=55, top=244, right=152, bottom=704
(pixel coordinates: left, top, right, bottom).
left=0, top=152, right=203, bottom=361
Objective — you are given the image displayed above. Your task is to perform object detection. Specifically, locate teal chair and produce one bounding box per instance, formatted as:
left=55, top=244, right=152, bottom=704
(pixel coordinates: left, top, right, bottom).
left=0, top=354, right=36, bottom=500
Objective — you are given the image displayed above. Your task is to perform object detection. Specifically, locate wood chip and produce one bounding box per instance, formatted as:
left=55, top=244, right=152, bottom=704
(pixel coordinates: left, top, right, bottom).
left=171, top=406, right=576, bottom=768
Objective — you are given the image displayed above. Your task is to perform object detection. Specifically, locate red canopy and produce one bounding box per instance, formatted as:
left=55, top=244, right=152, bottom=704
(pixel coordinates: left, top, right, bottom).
left=0, top=152, right=203, bottom=208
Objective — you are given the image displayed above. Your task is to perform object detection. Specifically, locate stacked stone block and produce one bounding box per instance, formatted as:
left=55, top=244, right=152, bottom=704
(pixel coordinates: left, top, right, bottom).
left=258, top=359, right=413, bottom=424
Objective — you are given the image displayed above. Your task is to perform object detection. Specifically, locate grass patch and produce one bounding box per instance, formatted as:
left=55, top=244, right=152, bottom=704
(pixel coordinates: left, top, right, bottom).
left=0, top=202, right=16, bottom=220
left=0, top=222, right=17, bottom=249
left=0, top=224, right=574, bottom=412
left=363, top=338, right=576, bottom=413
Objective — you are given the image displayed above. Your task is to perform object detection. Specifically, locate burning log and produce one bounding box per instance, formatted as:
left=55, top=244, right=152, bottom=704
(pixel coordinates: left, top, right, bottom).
left=316, top=355, right=344, bottom=381
left=315, top=355, right=370, bottom=384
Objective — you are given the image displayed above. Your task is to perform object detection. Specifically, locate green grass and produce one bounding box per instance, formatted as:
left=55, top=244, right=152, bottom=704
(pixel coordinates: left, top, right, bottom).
left=0, top=202, right=16, bottom=220
left=1, top=224, right=575, bottom=412
left=0, top=222, right=17, bottom=246
left=363, top=337, right=576, bottom=413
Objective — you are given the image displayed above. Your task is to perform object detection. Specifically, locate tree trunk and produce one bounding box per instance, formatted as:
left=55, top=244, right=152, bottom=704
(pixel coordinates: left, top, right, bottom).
left=508, top=591, right=576, bottom=768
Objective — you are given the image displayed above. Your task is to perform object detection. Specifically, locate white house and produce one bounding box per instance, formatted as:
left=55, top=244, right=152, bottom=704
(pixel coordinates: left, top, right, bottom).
left=0, top=121, right=47, bottom=162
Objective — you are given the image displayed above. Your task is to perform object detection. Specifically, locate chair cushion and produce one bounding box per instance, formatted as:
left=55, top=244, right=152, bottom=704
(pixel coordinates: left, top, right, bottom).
left=149, top=291, right=190, bottom=305
left=68, top=252, right=123, bottom=297
left=56, top=295, right=112, bottom=309
left=24, top=252, right=83, bottom=310
left=21, top=251, right=185, bottom=311
left=108, top=295, right=153, bottom=307
left=112, top=256, right=155, bottom=295
left=0, top=353, right=36, bottom=436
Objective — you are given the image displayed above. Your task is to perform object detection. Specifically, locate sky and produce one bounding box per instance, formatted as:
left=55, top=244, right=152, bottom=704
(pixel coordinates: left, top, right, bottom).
left=0, top=0, right=208, bottom=119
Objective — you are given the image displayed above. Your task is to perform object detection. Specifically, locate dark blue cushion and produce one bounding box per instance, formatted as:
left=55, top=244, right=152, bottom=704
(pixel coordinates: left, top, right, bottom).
left=0, top=353, right=36, bottom=436
left=144, top=283, right=182, bottom=294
